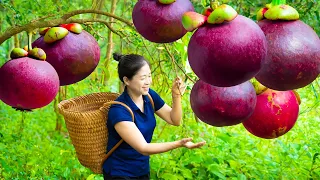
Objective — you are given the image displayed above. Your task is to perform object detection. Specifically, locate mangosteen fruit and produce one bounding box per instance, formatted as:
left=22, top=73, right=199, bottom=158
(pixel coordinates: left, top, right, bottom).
left=132, top=0, right=194, bottom=43
left=186, top=5, right=267, bottom=87
left=242, top=89, right=299, bottom=139
left=256, top=19, right=320, bottom=90
left=32, top=23, right=100, bottom=86
left=255, top=4, right=320, bottom=90
left=190, top=80, right=257, bottom=127
left=0, top=48, right=59, bottom=111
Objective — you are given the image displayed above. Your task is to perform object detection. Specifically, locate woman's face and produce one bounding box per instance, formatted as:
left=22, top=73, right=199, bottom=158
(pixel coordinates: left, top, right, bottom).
left=125, top=63, right=152, bottom=96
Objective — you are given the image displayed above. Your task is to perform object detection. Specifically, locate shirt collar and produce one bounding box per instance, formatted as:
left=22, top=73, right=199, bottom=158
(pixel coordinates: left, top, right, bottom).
left=122, top=86, right=151, bottom=111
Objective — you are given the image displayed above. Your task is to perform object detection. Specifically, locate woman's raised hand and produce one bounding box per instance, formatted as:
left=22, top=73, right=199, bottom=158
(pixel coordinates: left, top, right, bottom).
left=172, top=77, right=186, bottom=97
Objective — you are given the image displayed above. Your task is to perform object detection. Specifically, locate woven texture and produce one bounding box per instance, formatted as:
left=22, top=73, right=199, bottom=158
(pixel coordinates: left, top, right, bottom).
left=57, top=92, right=120, bottom=174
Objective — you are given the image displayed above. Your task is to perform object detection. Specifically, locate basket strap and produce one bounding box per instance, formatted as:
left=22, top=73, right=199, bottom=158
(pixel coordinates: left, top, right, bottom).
left=101, top=101, right=135, bottom=122
left=101, top=101, right=134, bottom=165
left=101, top=94, right=154, bottom=168
left=147, top=93, right=155, bottom=111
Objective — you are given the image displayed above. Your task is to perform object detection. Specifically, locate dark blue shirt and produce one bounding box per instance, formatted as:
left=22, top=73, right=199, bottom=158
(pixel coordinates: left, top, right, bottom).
left=102, top=88, right=165, bottom=177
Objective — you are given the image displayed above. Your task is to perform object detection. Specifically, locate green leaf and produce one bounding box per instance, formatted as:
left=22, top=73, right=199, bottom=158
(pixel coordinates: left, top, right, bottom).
left=86, top=174, right=96, bottom=180
left=213, top=170, right=226, bottom=180
left=217, top=133, right=232, bottom=143
left=237, top=174, right=247, bottom=180
left=161, top=173, right=183, bottom=180
left=180, top=168, right=193, bottom=179
left=5, top=14, right=12, bottom=25
left=312, top=153, right=319, bottom=164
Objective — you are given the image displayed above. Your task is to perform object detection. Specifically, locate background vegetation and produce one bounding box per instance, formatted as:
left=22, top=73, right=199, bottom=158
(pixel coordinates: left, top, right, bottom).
left=0, top=0, right=319, bottom=179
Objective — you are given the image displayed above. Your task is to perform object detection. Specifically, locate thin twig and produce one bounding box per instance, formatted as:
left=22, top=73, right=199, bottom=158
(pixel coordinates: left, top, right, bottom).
left=141, top=39, right=155, bottom=62
left=157, top=124, right=168, bottom=138
left=87, top=25, right=105, bottom=40
left=163, top=44, right=196, bottom=84
left=30, top=14, right=57, bottom=23
left=164, top=44, right=179, bottom=77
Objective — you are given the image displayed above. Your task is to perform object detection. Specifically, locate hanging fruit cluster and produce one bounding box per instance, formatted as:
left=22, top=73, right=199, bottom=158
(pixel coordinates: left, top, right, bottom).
left=33, top=23, right=101, bottom=86
left=132, top=0, right=319, bottom=139
left=0, top=23, right=101, bottom=111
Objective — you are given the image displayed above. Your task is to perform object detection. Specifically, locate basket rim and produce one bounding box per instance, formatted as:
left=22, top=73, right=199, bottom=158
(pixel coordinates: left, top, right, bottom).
left=58, top=92, right=120, bottom=115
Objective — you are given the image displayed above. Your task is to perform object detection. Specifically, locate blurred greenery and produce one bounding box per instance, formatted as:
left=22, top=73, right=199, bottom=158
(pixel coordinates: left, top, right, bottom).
left=0, top=0, right=319, bottom=179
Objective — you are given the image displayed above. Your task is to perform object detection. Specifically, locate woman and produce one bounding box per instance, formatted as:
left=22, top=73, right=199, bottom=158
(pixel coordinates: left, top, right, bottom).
left=103, top=53, right=206, bottom=179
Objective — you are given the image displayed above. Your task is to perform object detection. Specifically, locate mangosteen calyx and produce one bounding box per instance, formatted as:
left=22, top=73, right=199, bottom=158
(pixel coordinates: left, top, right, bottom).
left=10, top=48, right=28, bottom=59
left=60, top=23, right=83, bottom=34
left=257, top=4, right=299, bottom=21
left=39, top=27, right=51, bottom=36
left=182, top=11, right=207, bottom=32
left=28, top=48, right=47, bottom=61
left=43, top=27, right=69, bottom=44
left=207, top=4, right=238, bottom=24
left=202, top=7, right=213, bottom=17
left=158, top=0, right=176, bottom=5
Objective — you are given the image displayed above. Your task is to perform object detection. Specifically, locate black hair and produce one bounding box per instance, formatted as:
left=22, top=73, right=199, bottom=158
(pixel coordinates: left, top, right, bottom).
left=113, top=53, right=151, bottom=83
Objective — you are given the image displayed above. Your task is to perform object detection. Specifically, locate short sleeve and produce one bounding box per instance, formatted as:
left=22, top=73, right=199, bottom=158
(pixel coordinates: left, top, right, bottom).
left=148, top=88, right=165, bottom=111
left=108, top=104, right=134, bottom=127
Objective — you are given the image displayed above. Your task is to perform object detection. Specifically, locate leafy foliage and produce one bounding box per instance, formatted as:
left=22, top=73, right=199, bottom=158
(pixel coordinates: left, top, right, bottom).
left=0, top=0, right=319, bottom=179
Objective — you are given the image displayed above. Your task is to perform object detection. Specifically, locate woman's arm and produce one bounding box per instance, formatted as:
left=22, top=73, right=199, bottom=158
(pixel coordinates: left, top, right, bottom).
left=115, top=121, right=206, bottom=156
left=155, top=77, right=185, bottom=126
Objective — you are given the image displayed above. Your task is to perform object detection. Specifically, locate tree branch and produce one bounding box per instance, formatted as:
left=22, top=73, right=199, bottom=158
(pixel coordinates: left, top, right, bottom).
left=67, top=18, right=124, bottom=37
left=0, top=9, right=133, bottom=45
left=61, top=9, right=133, bottom=26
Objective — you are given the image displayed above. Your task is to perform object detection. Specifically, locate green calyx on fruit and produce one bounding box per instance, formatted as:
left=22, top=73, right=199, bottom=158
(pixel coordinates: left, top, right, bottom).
left=39, top=27, right=51, bottom=36
left=158, top=0, right=176, bottom=5
left=202, top=7, right=213, bottom=17
left=60, top=23, right=83, bottom=34
left=10, top=48, right=28, bottom=59
left=266, top=3, right=272, bottom=9
left=28, top=48, right=47, bottom=60
left=257, top=7, right=269, bottom=21
left=250, top=78, right=268, bottom=95
left=44, top=27, right=69, bottom=43
left=257, top=3, right=299, bottom=21
left=207, top=4, right=238, bottom=24
left=182, top=11, right=207, bottom=32
left=264, top=5, right=299, bottom=20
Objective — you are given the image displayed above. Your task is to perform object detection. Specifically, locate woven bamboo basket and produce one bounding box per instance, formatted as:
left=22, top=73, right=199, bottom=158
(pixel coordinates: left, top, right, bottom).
left=57, top=92, right=134, bottom=174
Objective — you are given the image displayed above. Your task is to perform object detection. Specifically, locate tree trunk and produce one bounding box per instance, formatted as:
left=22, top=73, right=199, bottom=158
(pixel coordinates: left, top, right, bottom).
left=54, top=86, right=67, bottom=131
left=102, top=0, right=118, bottom=85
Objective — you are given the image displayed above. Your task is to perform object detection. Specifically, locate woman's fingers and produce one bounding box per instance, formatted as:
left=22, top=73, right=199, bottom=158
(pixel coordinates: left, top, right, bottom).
left=180, top=138, right=206, bottom=149
left=179, top=84, right=186, bottom=93
left=173, top=77, right=186, bottom=95
left=180, top=138, right=193, bottom=144
left=187, top=141, right=206, bottom=149
left=194, top=141, right=206, bottom=148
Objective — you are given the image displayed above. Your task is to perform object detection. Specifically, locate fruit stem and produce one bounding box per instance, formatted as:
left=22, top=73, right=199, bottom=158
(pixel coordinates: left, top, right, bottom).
left=271, top=0, right=286, bottom=6
left=27, top=31, right=32, bottom=51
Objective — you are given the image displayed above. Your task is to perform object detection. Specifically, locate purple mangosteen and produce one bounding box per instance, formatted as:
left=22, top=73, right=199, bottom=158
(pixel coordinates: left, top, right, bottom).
left=132, top=0, right=194, bottom=43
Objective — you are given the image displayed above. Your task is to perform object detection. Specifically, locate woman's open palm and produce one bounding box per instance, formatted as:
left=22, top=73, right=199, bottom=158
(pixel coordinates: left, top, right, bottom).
left=179, top=138, right=206, bottom=149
